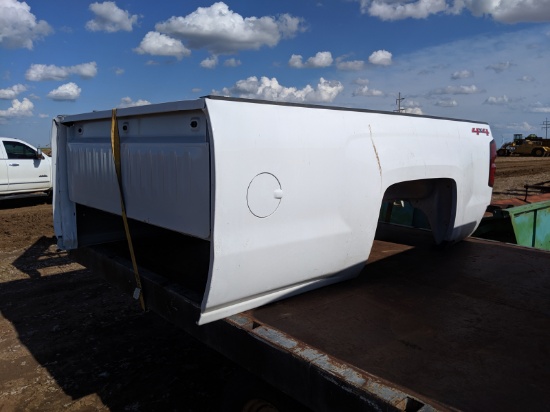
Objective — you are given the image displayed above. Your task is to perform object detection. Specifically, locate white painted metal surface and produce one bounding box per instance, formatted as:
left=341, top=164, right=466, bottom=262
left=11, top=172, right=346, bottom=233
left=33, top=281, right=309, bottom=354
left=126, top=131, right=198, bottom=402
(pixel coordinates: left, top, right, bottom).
left=52, top=97, right=494, bottom=325
left=60, top=109, right=210, bottom=240
left=200, top=98, right=493, bottom=323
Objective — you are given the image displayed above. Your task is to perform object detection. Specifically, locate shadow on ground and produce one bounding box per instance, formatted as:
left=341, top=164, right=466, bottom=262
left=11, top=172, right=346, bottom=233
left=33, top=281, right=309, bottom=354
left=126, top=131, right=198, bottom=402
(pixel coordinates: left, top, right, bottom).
left=0, top=195, right=51, bottom=210
left=1, top=236, right=237, bottom=411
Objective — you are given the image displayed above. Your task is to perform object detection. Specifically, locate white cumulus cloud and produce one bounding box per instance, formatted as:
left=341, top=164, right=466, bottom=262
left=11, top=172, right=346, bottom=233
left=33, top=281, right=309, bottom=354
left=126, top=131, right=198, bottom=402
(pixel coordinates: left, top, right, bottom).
left=134, top=32, right=191, bottom=60
left=430, top=84, right=482, bottom=95
left=71, top=62, right=98, bottom=78
left=404, top=107, right=424, bottom=115
left=223, top=58, right=241, bottom=67
left=353, top=86, right=384, bottom=96
left=289, top=51, right=333, bottom=68
left=337, top=59, right=366, bottom=71
left=0, top=84, right=27, bottom=99
left=502, top=121, right=535, bottom=133
left=484, top=95, right=509, bottom=105
left=26, top=62, right=98, bottom=81
left=352, top=79, right=384, bottom=96
left=530, top=104, right=550, bottom=113
left=118, top=97, right=151, bottom=108
left=486, top=61, right=513, bottom=73
left=0, top=0, right=52, bottom=49
left=214, top=76, right=343, bottom=103
left=356, top=0, right=550, bottom=23
left=0, top=98, right=34, bottom=118
left=86, top=1, right=139, bottom=32
left=451, top=69, right=473, bottom=80
left=200, top=55, right=219, bottom=69
left=435, top=99, right=458, bottom=107
left=461, top=0, right=550, bottom=23
left=365, top=0, right=447, bottom=21
left=369, top=50, right=392, bottom=66
left=402, top=100, right=423, bottom=114
left=47, top=83, right=81, bottom=101
left=154, top=2, right=305, bottom=54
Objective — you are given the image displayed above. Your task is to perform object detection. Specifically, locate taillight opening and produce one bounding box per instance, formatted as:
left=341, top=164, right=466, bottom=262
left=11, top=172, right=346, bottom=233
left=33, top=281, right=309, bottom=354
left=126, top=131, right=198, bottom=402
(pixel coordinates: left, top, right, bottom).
left=489, top=139, right=497, bottom=187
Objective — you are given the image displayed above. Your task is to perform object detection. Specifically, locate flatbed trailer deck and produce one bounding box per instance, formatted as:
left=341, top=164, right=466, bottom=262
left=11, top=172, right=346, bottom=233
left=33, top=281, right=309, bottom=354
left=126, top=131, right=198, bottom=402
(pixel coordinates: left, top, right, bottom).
left=71, top=224, right=550, bottom=411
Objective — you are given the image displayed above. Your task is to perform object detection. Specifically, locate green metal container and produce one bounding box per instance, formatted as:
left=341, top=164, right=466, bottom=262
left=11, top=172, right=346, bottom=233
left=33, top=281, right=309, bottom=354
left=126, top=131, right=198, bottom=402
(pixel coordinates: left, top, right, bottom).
left=474, top=200, right=550, bottom=251
left=505, top=200, right=550, bottom=250
left=382, top=199, right=550, bottom=251
left=379, top=201, right=430, bottom=229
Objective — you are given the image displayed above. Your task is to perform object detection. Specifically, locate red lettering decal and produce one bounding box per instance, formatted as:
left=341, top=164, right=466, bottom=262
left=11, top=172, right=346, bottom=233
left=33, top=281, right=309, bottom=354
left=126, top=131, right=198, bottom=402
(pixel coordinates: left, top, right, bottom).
left=472, top=127, right=490, bottom=136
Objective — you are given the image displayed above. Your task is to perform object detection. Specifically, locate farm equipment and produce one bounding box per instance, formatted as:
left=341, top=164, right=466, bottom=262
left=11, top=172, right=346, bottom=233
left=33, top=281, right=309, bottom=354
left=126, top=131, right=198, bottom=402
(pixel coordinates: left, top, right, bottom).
left=497, top=133, right=550, bottom=156
left=514, top=140, right=550, bottom=156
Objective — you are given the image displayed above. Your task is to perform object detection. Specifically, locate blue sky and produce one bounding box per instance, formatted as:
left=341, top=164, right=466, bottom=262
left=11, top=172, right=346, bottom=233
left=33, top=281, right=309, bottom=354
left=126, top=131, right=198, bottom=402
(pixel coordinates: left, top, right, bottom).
left=1, top=0, right=550, bottom=148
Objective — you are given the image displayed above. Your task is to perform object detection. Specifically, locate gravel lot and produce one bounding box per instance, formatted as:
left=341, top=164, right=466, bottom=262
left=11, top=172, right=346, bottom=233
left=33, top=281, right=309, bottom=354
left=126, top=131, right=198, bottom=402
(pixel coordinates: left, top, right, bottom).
left=491, top=156, right=550, bottom=200
left=0, top=156, right=549, bottom=411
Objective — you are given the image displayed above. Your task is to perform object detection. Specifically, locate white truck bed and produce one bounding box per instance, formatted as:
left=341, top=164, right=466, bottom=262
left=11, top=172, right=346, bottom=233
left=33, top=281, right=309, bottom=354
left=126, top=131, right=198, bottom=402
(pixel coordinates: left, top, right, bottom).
left=52, top=96, right=494, bottom=324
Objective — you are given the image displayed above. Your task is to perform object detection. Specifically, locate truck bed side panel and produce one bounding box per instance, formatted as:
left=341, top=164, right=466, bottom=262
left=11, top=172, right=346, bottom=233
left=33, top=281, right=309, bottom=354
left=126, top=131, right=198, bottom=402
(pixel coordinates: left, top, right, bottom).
left=202, top=98, right=383, bottom=323
left=200, top=98, right=492, bottom=323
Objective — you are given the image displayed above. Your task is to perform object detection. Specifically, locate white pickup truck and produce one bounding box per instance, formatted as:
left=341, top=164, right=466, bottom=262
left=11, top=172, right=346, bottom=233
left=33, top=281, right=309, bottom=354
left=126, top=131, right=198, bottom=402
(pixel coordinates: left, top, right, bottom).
left=52, top=96, right=496, bottom=324
left=0, top=137, right=52, bottom=199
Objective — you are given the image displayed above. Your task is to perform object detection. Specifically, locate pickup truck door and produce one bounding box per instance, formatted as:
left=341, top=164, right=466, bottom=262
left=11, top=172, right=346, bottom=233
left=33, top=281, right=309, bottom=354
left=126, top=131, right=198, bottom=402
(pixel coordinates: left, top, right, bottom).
left=0, top=144, right=7, bottom=193
left=2, top=141, right=51, bottom=192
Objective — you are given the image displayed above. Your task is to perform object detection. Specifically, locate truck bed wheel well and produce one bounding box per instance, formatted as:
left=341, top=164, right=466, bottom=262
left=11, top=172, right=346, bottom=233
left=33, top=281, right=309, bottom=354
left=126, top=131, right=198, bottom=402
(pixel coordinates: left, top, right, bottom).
left=381, top=178, right=457, bottom=244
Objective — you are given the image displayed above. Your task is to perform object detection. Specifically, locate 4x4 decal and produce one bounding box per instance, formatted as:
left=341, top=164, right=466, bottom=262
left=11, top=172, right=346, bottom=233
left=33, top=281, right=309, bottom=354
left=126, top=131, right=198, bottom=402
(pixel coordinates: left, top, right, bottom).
left=472, top=127, right=490, bottom=136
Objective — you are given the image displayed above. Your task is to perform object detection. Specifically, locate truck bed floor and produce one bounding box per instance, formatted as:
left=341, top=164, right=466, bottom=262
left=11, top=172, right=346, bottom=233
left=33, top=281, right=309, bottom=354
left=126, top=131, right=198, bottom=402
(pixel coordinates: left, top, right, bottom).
left=250, top=224, right=550, bottom=411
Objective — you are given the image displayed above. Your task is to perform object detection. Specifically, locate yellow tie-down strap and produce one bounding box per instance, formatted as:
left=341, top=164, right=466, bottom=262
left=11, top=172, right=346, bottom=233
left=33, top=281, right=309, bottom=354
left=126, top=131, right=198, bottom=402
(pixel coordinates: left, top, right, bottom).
left=110, top=108, right=146, bottom=311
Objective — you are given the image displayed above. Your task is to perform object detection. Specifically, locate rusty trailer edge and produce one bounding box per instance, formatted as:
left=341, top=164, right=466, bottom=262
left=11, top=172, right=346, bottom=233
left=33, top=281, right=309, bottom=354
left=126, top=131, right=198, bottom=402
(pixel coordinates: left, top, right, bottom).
left=71, top=245, right=449, bottom=412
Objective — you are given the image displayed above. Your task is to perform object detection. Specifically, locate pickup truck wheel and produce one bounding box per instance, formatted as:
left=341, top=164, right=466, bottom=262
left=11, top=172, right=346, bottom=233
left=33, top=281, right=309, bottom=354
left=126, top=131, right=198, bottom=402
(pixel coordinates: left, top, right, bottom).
left=532, top=148, right=544, bottom=157
left=45, top=189, right=53, bottom=204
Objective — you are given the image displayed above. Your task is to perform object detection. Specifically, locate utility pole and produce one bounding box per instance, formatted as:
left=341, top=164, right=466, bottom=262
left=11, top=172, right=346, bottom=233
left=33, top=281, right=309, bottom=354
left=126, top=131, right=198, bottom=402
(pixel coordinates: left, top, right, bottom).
left=394, top=92, right=405, bottom=113
left=542, top=117, right=550, bottom=139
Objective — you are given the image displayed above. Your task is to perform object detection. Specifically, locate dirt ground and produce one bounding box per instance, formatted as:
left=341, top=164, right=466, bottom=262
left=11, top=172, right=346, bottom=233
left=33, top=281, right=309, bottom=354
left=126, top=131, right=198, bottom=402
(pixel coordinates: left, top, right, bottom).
left=491, top=156, right=550, bottom=200
left=0, top=156, right=549, bottom=411
left=0, top=198, right=239, bottom=411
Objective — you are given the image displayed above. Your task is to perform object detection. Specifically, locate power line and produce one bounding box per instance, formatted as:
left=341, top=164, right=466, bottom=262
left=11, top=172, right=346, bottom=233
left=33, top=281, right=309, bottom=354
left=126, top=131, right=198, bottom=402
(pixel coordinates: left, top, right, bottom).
left=542, top=117, right=550, bottom=139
